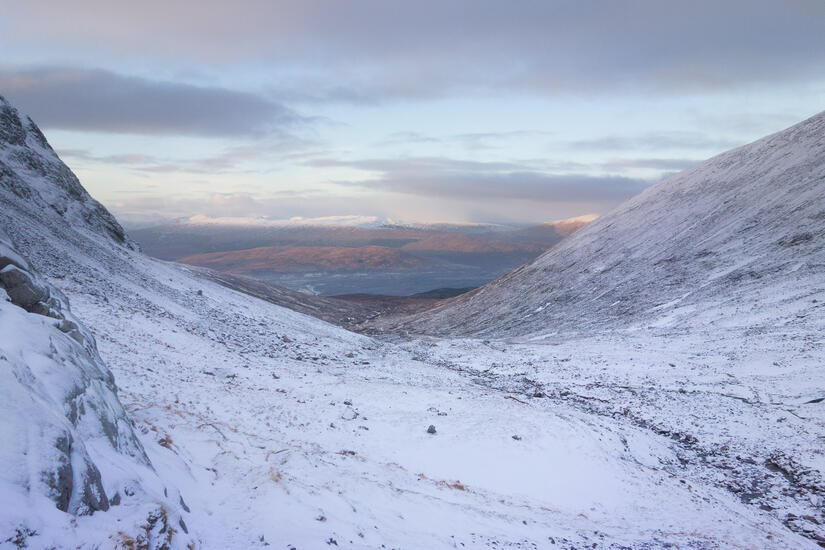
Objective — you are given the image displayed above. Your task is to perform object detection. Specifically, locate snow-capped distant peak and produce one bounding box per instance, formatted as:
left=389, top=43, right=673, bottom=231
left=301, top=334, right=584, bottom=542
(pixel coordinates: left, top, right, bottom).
left=546, top=213, right=599, bottom=225
left=183, top=214, right=393, bottom=228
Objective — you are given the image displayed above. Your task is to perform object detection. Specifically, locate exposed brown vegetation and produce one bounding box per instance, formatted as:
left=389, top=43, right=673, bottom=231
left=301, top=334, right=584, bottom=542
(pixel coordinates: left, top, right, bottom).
left=179, top=245, right=426, bottom=273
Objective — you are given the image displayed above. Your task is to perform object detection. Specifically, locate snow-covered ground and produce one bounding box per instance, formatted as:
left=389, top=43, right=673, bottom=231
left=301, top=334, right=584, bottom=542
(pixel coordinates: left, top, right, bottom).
left=47, top=245, right=824, bottom=549
left=2, top=96, right=824, bottom=548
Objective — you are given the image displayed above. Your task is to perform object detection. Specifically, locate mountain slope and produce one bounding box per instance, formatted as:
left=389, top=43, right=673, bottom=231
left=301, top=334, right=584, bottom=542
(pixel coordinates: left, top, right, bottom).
left=390, top=111, right=825, bottom=338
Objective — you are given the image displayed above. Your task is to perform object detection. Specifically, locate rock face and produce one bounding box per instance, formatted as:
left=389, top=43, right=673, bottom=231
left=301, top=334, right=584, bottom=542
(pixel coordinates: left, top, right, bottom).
left=0, top=99, right=192, bottom=547
left=393, top=110, right=825, bottom=338
left=0, top=95, right=132, bottom=247
left=0, top=228, right=188, bottom=546
left=0, top=229, right=115, bottom=517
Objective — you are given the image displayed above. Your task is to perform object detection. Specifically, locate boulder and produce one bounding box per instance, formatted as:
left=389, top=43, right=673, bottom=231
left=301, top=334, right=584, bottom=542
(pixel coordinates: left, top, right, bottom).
left=0, top=264, right=49, bottom=310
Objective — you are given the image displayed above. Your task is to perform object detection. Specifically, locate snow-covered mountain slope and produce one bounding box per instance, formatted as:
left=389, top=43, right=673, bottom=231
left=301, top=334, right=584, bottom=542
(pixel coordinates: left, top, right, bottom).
left=2, top=94, right=824, bottom=548
left=184, top=265, right=379, bottom=326
left=0, top=99, right=131, bottom=250
left=387, top=111, right=825, bottom=338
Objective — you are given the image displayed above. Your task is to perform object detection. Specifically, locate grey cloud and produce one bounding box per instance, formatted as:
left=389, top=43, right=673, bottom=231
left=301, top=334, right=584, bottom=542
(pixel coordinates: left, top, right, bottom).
left=58, top=149, right=196, bottom=174
left=58, top=139, right=325, bottom=174
left=265, top=84, right=380, bottom=106
left=314, top=156, right=651, bottom=203
left=0, top=67, right=302, bottom=136
left=58, top=149, right=159, bottom=165
left=346, top=172, right=650, bottom=202
left=5, top=1, right=825, bottom=101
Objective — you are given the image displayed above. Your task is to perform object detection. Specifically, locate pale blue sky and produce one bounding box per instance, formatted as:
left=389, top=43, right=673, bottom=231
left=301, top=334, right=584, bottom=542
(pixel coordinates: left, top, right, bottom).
left=2, top=1, right=824, bottom=225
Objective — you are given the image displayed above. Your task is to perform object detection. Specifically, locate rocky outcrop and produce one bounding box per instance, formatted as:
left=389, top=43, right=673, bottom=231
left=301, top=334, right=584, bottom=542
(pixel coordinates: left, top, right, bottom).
left=0, top=228, right=140, bottom=509
left=0, top=230, right=191, bottom=546
left=0, top=95, right=134, bottom=249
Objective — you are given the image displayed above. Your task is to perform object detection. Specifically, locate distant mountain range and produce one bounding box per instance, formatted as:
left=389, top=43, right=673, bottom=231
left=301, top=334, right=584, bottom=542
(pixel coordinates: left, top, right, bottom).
left=131, top=216, right=594, bottom=295
left=179, top=244, right=428, bottom=273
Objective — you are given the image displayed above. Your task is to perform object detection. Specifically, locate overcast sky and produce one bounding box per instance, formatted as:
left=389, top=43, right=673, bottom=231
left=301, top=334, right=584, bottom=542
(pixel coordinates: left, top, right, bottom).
left=2, top=1, right=824, bottom=225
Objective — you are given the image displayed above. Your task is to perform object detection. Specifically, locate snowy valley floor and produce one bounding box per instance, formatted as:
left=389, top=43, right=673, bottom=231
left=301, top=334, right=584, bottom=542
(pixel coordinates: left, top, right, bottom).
left=50, top=253, right=825, bottom=550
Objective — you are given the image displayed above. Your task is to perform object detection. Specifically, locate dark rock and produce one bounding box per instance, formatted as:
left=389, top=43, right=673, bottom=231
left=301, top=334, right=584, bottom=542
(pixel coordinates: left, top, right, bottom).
left=76, top=461, right=109, bottom=514
left=340, top=407, right=358, bottom=421
left=45, top=432, right=110, bottom=515
left=0, top=100, right=27, bottom=146
left=0, top=265, right=49, bottom=310
left=2, top=527, right=38, bottom=548
left=49, top=434, right=74, bottom=512
left=0, top=159, right=33, bottom=199
left=427, top=425, right=437, bottom=434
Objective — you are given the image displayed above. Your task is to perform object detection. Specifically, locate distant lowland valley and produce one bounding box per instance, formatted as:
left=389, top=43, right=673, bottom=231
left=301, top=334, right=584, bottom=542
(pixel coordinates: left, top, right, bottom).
left=130, top=215, right=595, bottom=296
